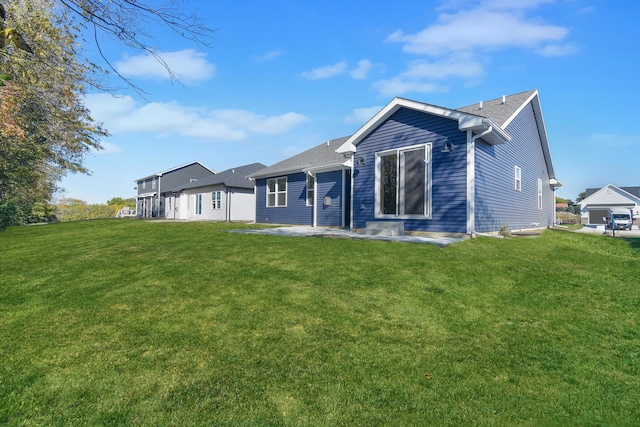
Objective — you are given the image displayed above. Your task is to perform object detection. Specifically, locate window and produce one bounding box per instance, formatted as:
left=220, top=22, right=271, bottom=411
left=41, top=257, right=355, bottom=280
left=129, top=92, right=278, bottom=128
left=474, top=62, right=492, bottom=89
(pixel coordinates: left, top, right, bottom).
left=306, top=175, right=315, bottom=206
left=152, top=178, right=156, bottom=190
left=376, top=144, right=430, bottom=218
left=142, top=181, right=146, bottom=189
left=537, top=179, right=543, bottom=210
left=514, top=166, right=522, bottom=191
left=195, top=194, right=203, bottom=214
left=267, top=177, right=287, bottom=207
left=212, top=191, right=222, bottom=209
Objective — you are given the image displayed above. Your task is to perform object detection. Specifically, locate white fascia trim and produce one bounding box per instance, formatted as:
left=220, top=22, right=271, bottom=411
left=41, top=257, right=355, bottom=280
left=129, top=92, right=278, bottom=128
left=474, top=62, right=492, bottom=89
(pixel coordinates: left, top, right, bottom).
left=580, top=184, right=640, bottom=206
left=503, top=90, right=538, bottom=129
left=336, top=97, right=510, bottom=153
left=503, top=90, right=556, bottom=181
left=137, top=192, right=157, bottom=198
left=249, top=165, right=312, bottom=180
left=337, top=98, right=471, bottom=154
left=303, top=162, right=350, bottom=174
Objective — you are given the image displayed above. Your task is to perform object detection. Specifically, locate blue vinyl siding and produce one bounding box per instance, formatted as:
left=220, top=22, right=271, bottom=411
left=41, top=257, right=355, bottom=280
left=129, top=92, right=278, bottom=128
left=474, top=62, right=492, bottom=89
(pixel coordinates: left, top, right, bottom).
left=317, top=170, right=343, bottom=227
left=475, top=102, right=554, bottom=232
left=255, top=170, right=346, bottom=226
left=352, top=107, right=468, bottom=233
left=255, top=173, right=312, bottom=225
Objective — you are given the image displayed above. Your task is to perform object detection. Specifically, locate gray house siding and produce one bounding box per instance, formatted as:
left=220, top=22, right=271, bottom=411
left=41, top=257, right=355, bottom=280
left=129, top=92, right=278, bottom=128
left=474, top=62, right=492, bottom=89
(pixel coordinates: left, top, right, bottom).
left=136, top=163, right=214, bottom=218
left=351, top=107, right=468, bottom=233
left=255, top=173, right=312, bottom=225
left=474, top=102, right=554, bottom=232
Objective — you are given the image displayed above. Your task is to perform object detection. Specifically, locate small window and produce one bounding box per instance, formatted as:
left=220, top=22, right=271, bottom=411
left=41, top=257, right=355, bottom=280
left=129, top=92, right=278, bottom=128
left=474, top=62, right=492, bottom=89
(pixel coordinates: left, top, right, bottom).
left=514, top=166, right=522, bottom=192
left=537, top=179, right=543, bottom=210
left=212, top=191, right=222, bottom=209
left=152, top=178, right=156, bottom=190
left=142, top=181, right=146, bottom=189
left=267, top=177, right=287, bottom=207
left=195, top=194, right=202, bottom=214
left=306, top=175, right=315, bottom=206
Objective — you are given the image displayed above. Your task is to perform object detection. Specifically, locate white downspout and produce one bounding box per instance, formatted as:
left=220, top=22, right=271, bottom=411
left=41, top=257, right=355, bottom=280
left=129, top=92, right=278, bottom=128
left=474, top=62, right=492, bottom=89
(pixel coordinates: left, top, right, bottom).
left=157, top=175, right=162, bottom=218
left=467, top=126, right=494, bottom=236
left=466, top=130, right=475, bottom=236
left=308, top=171, right=317, bottom=228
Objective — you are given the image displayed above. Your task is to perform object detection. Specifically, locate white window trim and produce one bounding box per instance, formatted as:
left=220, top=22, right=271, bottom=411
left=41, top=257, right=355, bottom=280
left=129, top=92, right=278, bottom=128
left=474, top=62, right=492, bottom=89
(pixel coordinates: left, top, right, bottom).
left=537, top=178, right=543, bottom=210
left=195, top=194, right=203, bottom=215
left=212, top=191, right=222, bottom=210
left=374, top=143, right=432, bottom=220
left=306, top=175, right=315, bottom=207
left=266, top=177, right=287, bottom=208
left=514, top=166, right=522, bottom=192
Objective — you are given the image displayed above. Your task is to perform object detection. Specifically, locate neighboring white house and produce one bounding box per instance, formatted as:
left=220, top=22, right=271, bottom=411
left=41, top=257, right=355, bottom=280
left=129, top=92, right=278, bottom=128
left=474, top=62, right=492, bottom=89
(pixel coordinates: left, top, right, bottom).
left=163, top=163, right=266, bottom=222
left=578, top=184, right=640, bottom=227
left=135, top=161, right=216, bottom=218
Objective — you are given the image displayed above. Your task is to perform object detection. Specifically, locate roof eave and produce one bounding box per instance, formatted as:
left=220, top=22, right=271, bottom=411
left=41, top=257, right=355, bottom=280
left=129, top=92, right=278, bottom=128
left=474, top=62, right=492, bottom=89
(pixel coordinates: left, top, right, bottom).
left=337, top=97, right=512, bottom=153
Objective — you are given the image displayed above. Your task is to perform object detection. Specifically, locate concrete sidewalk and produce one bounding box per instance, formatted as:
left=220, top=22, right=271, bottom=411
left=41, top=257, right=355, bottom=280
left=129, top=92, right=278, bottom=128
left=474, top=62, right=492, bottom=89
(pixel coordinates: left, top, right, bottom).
left=227, top=226, right=465, bottom=246
left=569, top=224, right=640, bottom=237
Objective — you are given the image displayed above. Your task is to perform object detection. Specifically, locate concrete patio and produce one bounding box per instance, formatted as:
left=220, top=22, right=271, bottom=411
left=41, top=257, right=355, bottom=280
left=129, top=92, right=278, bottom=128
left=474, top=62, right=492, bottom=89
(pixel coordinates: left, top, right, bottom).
left=228, top=226, right=465, bottom=246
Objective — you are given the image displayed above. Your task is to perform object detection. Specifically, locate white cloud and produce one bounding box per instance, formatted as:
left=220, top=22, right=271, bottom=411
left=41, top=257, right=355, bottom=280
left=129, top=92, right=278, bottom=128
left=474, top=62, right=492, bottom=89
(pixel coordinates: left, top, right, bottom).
left=350, top=59, right=373, bottom=80
left=373, top=78, right=446, bottom=98
left=536, top=43, right=579, bottom=57
left=254, top=49, right=284, bottom=62
left=84, top=94, right=309, bottom=142
left=300, top=61, right=348, bottom=79
left=95, top=142, right=122, bottom=154
left=376, top=1, right=574, bottom=96
left=115, top=49, right=215, bottom=82
left=402, top=54, right=485, bottom=80
left=344, top=106, right=384, bottom=124
left=388, top=10, right=568, bottom=56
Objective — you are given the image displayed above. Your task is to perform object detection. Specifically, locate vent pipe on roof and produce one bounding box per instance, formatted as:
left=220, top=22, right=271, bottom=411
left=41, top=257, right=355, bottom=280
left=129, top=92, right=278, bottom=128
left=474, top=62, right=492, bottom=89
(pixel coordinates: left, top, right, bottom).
left=479, top=101, right=483, bottom=110
left=326, top=141, right=330, bottom=147
left=502, top=95, right=506, bottom=104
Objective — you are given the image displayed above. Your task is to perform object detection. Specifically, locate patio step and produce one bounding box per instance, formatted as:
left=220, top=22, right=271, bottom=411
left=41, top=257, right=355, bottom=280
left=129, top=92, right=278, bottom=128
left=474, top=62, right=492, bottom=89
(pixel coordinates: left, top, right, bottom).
left=362, top=221, right=404, bottom=237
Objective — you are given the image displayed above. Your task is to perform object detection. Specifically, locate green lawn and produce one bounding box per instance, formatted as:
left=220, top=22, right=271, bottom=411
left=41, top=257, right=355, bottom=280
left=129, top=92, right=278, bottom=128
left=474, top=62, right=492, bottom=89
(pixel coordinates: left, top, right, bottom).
left=1, top=220, right=638, bottom=426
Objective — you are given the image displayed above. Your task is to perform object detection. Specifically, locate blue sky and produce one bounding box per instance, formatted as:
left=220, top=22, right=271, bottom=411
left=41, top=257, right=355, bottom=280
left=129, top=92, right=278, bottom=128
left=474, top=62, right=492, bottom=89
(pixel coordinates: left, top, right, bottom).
left=59, top=0, right=640, bottom=204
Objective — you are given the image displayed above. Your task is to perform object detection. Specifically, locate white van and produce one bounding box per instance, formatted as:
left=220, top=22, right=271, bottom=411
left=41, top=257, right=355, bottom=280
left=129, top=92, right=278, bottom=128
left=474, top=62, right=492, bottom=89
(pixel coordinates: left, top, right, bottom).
left=607, top=208, right=633, bottom=230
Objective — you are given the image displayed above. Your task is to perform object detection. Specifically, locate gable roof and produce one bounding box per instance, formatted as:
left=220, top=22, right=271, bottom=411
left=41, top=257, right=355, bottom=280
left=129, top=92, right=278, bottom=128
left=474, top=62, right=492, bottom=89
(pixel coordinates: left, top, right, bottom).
left=135, top=161, right=216, bottom=182
left=586, top=185, right=640, bottom=199
left=457, top=90, right=537, bottom=128
left=579, top=184, right=640, bottom=206
left=248, top=136, right=351, bottom=179
left=336, top=90, right=558, bottom=183
left=169, top=163, right=267, bottom=192
left=336, top=97, right=512, bottom=155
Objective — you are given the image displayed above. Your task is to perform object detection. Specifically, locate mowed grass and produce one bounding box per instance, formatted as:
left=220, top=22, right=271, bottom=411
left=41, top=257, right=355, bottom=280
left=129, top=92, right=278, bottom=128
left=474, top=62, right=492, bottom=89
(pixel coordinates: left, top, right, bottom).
left=1, top=220, right=638, bottom=426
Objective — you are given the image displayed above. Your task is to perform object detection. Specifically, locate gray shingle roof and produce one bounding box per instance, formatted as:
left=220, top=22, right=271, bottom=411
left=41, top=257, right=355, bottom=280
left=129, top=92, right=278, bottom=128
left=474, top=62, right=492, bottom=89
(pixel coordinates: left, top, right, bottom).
left=135, top=161, right=216, bottom=182
left=248, top=136, right=351, bottom=179
left=168, top=162, right=266, bottom=192
left=456, top=90, right=537, bottom=127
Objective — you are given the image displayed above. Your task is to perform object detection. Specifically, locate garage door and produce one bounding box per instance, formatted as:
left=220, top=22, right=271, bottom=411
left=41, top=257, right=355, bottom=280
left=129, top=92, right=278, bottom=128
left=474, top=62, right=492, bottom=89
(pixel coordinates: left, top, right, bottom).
left=589, top=209, right=608, bottom=225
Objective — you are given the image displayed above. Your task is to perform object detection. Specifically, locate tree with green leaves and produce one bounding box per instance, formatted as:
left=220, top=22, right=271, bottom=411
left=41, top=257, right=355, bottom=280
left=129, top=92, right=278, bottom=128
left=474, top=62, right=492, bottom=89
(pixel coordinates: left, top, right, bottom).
left=0, top=0, right=107, bottom=228
left=0, top=0, right=216, bottom=229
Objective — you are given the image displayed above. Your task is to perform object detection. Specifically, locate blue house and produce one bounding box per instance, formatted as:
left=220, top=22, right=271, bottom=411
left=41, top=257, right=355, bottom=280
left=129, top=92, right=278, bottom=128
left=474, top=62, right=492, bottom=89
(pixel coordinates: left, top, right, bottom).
left=249, top=137, right=352, bottom=227
left=251, top=90, right=561, bottom=236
